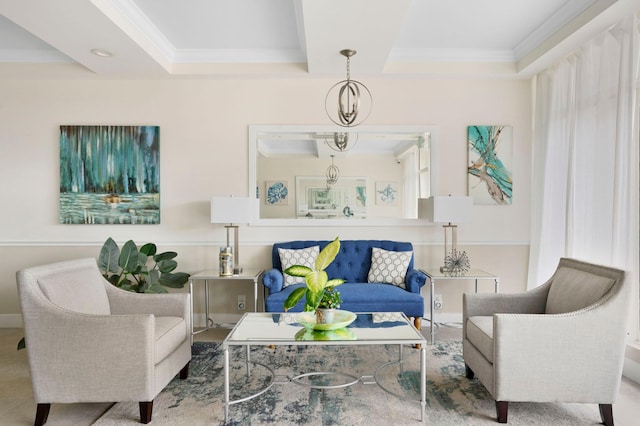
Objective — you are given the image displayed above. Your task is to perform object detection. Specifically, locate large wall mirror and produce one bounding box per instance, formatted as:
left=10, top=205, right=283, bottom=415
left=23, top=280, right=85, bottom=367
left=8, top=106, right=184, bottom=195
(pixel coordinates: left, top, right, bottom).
left=248, top=125, right=438, bottom=226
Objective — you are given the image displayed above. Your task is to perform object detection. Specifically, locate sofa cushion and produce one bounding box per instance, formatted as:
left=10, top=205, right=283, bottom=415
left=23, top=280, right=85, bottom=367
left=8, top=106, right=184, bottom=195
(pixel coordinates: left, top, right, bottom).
left=367, top=247, right=412, bottom=289
left=155, top=316, right=186, bottom=364
left=467, top=316, right=494, bottom=363
left=545, top=266, right=615, bottom=314
left=278, top=246, right=319, bottom=288
left=37, top=266, right=111, bottom=315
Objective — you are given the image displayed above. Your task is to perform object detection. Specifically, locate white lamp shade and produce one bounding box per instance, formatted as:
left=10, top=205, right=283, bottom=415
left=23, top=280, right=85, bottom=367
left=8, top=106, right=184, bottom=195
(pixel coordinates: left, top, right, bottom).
left=420, top=196, right=473, bottom=223
left=210, top=196, right=253, bottom=224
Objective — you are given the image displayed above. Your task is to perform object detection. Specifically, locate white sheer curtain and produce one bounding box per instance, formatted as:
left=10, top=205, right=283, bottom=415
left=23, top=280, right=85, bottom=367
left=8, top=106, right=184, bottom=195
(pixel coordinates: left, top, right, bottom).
left=528, top=16, right=639, bottom=338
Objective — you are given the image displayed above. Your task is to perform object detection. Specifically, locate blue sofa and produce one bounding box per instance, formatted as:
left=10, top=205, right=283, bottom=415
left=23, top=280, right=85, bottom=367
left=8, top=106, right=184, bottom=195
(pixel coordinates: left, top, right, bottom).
left=261, top=240, right=426, bottom=330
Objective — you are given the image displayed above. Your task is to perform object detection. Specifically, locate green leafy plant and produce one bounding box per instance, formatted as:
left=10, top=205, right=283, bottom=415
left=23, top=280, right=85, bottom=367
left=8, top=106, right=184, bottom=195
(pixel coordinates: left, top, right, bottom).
left=98, top=237, right=190, bottom=293
left=318, top=286, right=342, bottom=309
left=283, top=237, right=345, bottom=312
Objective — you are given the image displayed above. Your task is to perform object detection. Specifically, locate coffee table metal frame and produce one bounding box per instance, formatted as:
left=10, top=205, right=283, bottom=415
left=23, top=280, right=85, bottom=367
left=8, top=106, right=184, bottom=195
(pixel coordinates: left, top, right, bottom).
left=221, top=312, right=427, bottom=424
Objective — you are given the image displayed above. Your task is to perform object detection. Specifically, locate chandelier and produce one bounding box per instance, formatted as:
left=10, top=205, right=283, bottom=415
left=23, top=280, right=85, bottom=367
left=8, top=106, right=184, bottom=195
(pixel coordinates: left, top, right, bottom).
left=325, top=131, right=359, bottom=152
left=325, top=49, right=372, bottom=128
left=326, top=155, right=339, bottom=186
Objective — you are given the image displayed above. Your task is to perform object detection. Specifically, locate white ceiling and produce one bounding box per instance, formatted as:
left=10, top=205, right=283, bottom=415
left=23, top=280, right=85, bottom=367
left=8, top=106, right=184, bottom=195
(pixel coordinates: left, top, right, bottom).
left=0, top=0, right=637, bottom=78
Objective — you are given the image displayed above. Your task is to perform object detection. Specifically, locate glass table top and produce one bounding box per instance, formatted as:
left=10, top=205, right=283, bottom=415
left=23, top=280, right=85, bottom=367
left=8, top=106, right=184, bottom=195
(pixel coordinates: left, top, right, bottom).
left=223, top=312, right=425, bottom=346
left=420, top=268, right=498, bottom=279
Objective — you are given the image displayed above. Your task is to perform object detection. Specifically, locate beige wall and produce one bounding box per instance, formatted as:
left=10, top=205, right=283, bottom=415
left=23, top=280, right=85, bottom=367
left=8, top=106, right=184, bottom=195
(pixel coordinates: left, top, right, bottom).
left=0, top=75, right=532, bottom=322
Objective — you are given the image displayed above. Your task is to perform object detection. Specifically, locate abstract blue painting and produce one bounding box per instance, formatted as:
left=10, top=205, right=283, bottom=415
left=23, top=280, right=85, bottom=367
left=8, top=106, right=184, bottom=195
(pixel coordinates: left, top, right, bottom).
left=59, top=125, right=160, bottom=224
left=375, top=181, right=398, bottom=205
left=265, top=181, right=288, bottom=205
left=468, top=125, right=513, bottom=205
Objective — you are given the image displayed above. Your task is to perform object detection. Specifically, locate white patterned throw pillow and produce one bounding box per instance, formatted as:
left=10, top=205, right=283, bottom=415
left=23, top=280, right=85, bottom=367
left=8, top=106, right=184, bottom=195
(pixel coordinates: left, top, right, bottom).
left=367, top=247, right=413, bottom=289
left=278, top=246, right=320, bottom=288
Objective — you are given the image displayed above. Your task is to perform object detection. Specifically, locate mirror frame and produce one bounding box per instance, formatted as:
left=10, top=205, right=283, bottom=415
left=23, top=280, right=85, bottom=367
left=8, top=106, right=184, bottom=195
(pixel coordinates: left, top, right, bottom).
left=248, top=124, right=439, bottom=227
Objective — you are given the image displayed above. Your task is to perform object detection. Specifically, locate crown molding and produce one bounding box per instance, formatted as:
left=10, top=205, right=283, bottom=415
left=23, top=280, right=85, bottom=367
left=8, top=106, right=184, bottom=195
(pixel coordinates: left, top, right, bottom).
left=389, top=48, right=515, bottom=63
left=514, top=0, right=613, bottom=61
left=173, top=48, right=306, bottom=64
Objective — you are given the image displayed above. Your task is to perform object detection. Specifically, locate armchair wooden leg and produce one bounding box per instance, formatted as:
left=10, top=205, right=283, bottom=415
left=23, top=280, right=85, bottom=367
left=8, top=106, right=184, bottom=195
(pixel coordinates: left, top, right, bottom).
left=179, top=361, right=190, bottom=379
left=465, top=364, right=475, bottom=379
left=139, top=401, right=153, bottom=424
left=599, top=404, right=613, bottom=426
left=496, top=401, right=508, bottom=423
left=35, top=403, right=50, bottom=426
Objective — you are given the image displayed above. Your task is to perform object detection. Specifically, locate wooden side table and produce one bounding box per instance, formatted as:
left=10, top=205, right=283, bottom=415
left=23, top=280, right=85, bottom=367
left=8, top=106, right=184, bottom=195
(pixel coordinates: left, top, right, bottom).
left=420, top=268, right=499, bottom=344
left=188, top=268, right=263, bottom=343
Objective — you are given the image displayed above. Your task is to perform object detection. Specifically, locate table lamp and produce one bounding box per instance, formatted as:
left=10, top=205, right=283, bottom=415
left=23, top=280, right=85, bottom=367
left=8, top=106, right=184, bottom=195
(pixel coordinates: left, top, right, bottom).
left=211, top=196, right=253, bottom=274
left=420, top=195, right=473, bottom=272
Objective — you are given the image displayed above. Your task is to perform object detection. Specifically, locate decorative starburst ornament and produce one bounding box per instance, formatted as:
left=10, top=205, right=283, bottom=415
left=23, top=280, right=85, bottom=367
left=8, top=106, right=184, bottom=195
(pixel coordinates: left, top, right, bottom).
left=443, top=249, right=470, bottom=276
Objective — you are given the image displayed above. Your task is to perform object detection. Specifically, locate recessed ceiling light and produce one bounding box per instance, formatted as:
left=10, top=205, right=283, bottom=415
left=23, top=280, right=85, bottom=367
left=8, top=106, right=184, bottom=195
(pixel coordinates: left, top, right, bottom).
left=90, top=48, right=113, bottom=58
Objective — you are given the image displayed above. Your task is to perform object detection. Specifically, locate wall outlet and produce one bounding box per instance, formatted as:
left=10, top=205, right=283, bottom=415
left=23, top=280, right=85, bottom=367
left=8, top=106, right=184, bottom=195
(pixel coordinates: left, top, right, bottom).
left=237, top=295, right=246, bottom=310
left=433, top=294, right=443, bottom=310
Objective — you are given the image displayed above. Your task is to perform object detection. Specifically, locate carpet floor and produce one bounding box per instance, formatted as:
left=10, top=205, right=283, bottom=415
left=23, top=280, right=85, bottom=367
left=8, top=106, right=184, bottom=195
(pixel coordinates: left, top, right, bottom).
left=94, top=340, right=603, bottom=426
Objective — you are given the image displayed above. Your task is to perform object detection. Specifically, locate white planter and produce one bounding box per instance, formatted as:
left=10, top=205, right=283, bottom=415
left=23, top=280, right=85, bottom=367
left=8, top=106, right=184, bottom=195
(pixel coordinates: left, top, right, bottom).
left=315, top=308, right=335, bottom=324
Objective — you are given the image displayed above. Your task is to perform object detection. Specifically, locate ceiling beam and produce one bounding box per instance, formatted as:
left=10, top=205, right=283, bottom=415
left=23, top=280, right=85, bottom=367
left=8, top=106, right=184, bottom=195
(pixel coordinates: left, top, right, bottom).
left=0, top=0, right=167, bottom=76
left=301, top=0, right=412, bottom=75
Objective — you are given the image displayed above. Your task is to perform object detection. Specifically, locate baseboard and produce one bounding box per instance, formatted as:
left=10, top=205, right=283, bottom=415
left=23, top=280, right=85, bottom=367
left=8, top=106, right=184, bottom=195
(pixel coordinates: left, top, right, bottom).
left=193, top=313, right=243, bottom=328
left=624, top=343, right=640, bottom=384
left=424, top=312, right=463, bottom=326
left=0, top=314, right=23, bottom=328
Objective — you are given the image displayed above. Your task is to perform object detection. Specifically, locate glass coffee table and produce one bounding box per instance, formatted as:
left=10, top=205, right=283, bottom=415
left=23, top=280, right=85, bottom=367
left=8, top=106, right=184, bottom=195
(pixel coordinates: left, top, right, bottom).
left=222, top=311, right=427, bottom=423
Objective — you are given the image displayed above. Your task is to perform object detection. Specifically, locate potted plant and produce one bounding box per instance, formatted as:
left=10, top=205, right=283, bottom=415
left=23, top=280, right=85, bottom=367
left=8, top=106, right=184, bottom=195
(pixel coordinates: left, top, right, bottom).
left=98, top=237, right=190, bottom=293
left=283, top=237, right=345, bottom=324
left=315, top=286, right=343, bottom=323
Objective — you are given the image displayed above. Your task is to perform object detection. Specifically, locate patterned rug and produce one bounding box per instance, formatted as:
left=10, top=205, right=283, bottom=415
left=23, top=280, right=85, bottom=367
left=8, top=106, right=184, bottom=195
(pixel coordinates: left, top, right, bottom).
left=94, top=340, right=600, bottom=426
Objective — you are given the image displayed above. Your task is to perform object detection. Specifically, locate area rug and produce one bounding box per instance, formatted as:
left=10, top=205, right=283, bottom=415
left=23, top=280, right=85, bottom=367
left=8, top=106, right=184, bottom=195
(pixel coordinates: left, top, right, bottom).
left=94, top=340, right=601, bottom=426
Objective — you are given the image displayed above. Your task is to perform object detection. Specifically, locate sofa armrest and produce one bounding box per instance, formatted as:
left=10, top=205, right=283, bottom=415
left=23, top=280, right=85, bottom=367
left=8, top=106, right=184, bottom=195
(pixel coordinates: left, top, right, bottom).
left=262, top=268, right=284, bottom=294
left=405, top=268, right=426, bottom=293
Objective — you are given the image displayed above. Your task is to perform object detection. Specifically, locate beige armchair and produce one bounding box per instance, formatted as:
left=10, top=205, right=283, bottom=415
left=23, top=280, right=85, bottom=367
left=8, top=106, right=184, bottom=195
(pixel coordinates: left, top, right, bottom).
left=463, top=258, right=628, bottom=425
left=17, top=258, right=192, bottom=425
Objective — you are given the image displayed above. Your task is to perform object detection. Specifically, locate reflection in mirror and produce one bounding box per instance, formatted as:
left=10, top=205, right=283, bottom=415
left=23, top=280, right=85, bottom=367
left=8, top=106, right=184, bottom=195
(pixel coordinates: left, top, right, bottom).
left=249, top=125, right=437, bottom=224
left=296, top=176, right=367, bottom=219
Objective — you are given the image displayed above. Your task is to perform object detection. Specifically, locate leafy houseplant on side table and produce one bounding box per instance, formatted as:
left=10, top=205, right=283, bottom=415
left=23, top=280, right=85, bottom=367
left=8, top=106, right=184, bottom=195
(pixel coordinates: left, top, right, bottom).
left=283, top=237, right=345, bottom=324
